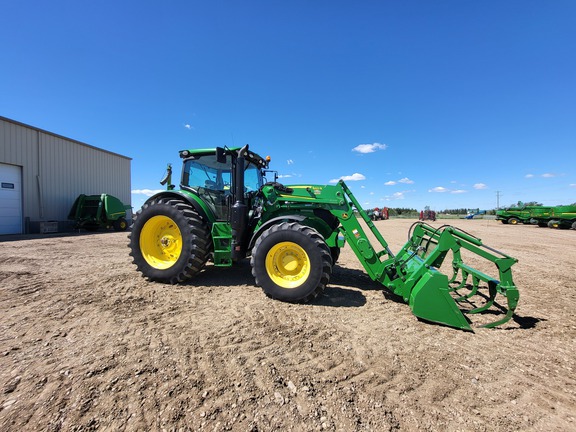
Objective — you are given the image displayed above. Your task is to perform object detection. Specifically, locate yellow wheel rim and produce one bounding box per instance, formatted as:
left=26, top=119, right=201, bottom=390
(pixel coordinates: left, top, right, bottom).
left=265, top=242, right=310, bottom=288
left=140, top=215, right=182, bottom=269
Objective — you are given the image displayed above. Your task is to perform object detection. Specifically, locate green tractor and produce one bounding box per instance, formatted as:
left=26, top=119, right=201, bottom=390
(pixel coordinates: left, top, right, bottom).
left=129, top=145, right=520, bottom=330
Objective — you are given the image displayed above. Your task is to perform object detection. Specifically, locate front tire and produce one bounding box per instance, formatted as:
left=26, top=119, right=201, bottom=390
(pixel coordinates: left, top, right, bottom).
left=251, top=222, right=332, bottom=303
left=129, top=198, right=211, bottom=283
left=508, top=218, right=520, bottom=225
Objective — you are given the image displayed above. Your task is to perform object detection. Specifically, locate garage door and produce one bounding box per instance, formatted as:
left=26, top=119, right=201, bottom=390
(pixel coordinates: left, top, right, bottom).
left=0, top=163, right=23, bottom=235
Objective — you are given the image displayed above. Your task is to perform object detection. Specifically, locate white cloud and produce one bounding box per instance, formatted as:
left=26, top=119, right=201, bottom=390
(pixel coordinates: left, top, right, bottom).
left=184, top=124, right=192, bottom=130
left=398, top=177, right=414, bottom=184
left=384, top=181, right=396, bottom=186
left=287, top=159, right=294, bottom=165
left=473, top=183, right=488, bottom=190
left=451, top=189, right=467, bottom=194
left=392, top=192, right=405, bottom=199
left=527, top=173, right=560, bottom=179
left=429, top=186, right=449, bottom=193
left=278, top=174, right=292, bottom=179
left=132, top=189, right=165, bottom=197
left=329, top=173, right=366, bottom=183
left=570, top=184, right=576, bottom=188
left=352, top=142, right=388, bottom=154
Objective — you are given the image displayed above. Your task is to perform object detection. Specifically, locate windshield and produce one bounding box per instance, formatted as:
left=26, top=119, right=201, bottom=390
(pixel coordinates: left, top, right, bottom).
left=182, top=155, right=231, bottom=190
left=181, top=153, right=264, bottom=220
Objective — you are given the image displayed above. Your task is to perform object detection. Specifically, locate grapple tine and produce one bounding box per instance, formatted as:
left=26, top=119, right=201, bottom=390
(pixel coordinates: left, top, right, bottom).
left=480, top=308, right=515, bottom=329
left=479, top=283, right=520, bottom=328
left=452, top=275, right=481, bottom=301
left=448, top=265, right=460, bottom=284
left=464, top=280, right=497, bottom=313
left=449, top=269, right=471, bottom=293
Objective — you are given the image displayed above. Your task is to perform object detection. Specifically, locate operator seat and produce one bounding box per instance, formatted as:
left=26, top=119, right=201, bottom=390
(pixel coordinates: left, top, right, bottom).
left=205, top=180, right=217, bottom=189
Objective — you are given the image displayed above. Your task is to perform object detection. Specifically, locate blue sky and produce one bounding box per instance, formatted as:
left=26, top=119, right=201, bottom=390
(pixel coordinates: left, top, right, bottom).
left=1, top=0, right=575, bottom=212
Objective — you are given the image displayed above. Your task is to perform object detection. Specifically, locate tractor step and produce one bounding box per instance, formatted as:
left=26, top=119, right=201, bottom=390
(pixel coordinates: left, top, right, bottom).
left=211, top=222, right=233, bottom=266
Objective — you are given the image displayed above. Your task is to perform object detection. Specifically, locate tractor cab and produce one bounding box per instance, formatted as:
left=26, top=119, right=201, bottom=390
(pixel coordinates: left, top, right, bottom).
left=179, top=147, right=269, bottom=221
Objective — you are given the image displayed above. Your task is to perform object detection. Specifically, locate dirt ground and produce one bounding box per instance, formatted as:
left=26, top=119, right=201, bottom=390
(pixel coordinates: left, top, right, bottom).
left=1, top=219, right=575, bottom=431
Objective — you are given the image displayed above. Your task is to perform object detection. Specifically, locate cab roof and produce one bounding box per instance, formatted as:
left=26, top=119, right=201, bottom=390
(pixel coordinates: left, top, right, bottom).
left=179, top=146, right=269, bottom=169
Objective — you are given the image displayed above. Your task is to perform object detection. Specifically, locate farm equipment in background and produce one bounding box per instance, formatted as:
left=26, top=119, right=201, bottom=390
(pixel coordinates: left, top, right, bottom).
left=527, top=206, right=554, bottom=227
left=69, top=193, right=131, bottom=231
left=546, top=205, right=576, bottom=229
left=496, top=206, right=538, bottom=225
left=497, top=204, right=576, bottom=229
left=419, top=207, right=436, bottom=221
left=129, top=145, right=520, bottom=330
left=465, top=209, right=486, bottom=219
left=369, top=207, right=389, bottom=221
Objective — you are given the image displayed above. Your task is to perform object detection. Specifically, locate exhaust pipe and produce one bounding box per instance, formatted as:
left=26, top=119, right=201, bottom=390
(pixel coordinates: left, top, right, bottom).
left=231, top=144, right=249, bottom=260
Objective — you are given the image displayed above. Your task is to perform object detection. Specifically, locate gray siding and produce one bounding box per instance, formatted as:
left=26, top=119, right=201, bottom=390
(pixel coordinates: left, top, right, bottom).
left=0, top=116, right=131, bottom=231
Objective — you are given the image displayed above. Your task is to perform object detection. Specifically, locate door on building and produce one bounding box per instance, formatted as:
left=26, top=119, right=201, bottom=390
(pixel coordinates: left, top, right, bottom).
left=0, top=163, right=23, bottom=235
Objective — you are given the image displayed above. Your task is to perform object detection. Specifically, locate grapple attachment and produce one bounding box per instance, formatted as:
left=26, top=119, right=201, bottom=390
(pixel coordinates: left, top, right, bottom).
left=387, top=222, right=519, bottom=330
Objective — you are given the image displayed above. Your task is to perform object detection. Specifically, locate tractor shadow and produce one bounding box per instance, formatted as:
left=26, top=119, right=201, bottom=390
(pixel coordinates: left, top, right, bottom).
left=191, top=260, right=255, bottom=287
left=314, top=265, right=406, bottom=308
left=187, top=261, right=544, bottom=324
left=511, top=315, right=544, bottom=329
left=312, top=286, right=367, bottom=308
left=188, top=261, right=374, bottom=308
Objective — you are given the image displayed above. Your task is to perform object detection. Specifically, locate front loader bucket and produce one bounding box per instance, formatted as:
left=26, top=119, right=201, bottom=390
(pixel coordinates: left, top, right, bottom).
left=409, top=270, right=472, bottom=330
left=389, top=222, right=519, bottom=330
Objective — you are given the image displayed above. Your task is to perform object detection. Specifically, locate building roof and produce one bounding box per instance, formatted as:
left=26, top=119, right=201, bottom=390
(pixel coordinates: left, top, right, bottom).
left=0, top=115, right=131, bottom=160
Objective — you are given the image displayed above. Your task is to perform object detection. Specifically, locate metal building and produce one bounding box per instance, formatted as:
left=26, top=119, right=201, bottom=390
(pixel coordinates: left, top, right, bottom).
left=0, top=116, right=131, bottom=235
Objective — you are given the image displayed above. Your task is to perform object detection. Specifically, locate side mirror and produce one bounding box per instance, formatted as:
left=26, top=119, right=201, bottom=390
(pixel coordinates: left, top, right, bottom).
left=216, top=147, right=227, bottom=164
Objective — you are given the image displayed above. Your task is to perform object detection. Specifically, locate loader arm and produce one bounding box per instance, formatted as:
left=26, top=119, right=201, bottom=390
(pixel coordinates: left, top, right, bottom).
left=269, top=180, right=519, bottom=330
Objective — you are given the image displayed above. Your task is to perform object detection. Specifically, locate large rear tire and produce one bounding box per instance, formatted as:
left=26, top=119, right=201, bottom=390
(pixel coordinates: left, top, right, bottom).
left=508, top=218, right=520, bottom=225
left=251, top=222, right=332, bottom=303
left=129, top=198, right=211, bottom=283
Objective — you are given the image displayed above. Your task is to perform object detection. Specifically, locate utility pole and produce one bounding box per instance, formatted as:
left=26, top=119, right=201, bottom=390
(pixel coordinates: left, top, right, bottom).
left=496, top=191, right=501, bottom=209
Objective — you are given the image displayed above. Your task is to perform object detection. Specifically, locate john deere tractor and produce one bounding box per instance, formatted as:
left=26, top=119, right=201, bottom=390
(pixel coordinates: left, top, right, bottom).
left=129, top=145, right=520, bottom=330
